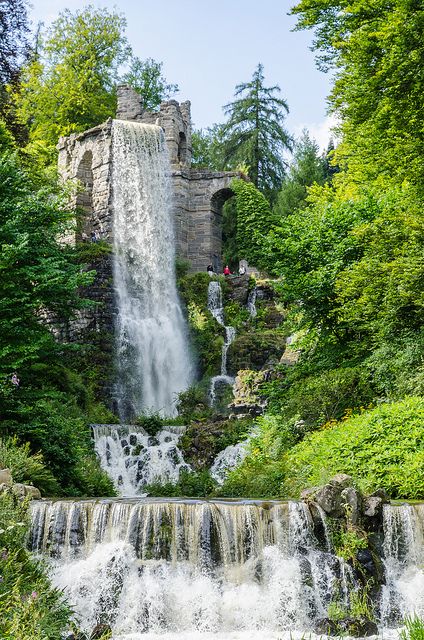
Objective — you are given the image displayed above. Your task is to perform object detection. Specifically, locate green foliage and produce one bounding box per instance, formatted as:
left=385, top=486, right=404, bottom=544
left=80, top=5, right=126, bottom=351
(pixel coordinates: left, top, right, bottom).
left=230, top=178, right=273, bottom=268
left=176, top=384, right=212, bottom=422
left=144, top=469, right=216, bottom=498
left=134, top=413, right=164, bottom=437
left=0, top=492, right=72, bottom=639
left=177, top=272, right=225, bottom=376
left=330, top=522, right=368, bottom=563
left=11, top=5, right=131, bottom=149
left=223, top=63, right=292, bottom=199
left=191, top=124, right=229, bottom=170
left=0, top=152, right=93, bottom=378
left=274, top=130, right=327, bottom=219
left=400, top=616, right=424, bottom=640
left=292, top=0, right=424, bottom=192
left=123, top=56, right=179, bottom=110
left=284, top=397, right=424, bottom=499
left=4, top=397, right=115, bottom=497
left=0, top=438, right=59, bottom=495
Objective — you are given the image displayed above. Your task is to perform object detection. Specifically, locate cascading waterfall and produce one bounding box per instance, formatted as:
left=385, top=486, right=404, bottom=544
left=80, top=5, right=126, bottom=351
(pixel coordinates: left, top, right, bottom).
left=381, top=503, right=424, bottom=624
left=92, top=424, right=190, bottom=497
left=210, top=441, right=249, bottom=485
left=30, top=498, right=357, bottom=638
left=207, top=280, right=236, bottom=405
left=247, top=287, right=257, bottom=319
left=111, top=120, right=192, bottom=420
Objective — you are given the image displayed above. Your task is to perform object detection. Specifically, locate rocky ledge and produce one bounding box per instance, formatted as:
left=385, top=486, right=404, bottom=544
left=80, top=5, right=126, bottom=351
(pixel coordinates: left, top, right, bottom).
left=0, top=468, right=41, bottom=500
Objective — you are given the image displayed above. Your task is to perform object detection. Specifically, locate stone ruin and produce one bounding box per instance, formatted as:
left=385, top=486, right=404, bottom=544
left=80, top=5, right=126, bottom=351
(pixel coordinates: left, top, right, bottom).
left=58, top=84, right=241, bottom=272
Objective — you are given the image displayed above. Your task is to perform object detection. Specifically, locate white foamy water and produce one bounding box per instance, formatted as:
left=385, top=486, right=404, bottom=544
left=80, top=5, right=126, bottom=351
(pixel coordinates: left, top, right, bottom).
left=207, top=280, right=236, bottom=405
left=111, top=120, right=192, bottom=419
left=210, top=441, right=249, bottom=485
left=30, top=499, right=367, bottom=638
left=93, top=424, right=190, bottom=496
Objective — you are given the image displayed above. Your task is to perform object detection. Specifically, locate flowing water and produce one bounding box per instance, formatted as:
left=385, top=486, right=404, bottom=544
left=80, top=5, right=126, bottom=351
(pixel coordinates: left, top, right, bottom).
left=207, top=281, right=236, bottom=405
left=111, top=120, right=192, bottom=419
left=92, top=424, right=190, bottom=497
left=29, top=498, right=424, bottom=638
left=210, top=441, right=249, bottom=485
left=31, top=498, right=358, bottom=638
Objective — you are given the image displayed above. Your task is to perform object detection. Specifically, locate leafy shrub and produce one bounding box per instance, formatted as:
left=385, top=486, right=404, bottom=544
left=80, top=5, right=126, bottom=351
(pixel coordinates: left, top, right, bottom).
left=134, top=413, right=164, bottom=436
left=284, top=397, right=424, bottom=499
left=144, top=469, right=216, bottom=498
left=176, top=384, right=212, bottom=422
left=0, top=437, right=59, bottom=495
left=0, top=492, right=72, bottom=639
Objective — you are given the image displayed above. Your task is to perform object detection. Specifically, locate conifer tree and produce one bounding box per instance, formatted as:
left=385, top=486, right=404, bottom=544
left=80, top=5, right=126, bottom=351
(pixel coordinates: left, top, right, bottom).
left=222, top=64, right=292, bottom=199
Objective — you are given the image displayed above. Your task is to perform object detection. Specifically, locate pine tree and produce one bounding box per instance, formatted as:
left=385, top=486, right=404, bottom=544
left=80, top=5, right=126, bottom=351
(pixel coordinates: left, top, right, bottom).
left=222, top=63, right=292, bottom=199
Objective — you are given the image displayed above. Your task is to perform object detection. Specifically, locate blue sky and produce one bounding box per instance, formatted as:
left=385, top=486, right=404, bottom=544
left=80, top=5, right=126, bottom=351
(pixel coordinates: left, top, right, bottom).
left=28, top=0, right=335, bottom=149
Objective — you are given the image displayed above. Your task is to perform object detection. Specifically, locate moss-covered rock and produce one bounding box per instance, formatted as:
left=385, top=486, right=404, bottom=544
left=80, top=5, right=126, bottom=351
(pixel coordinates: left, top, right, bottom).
left=180, top=418, right=252, bottom=470
left=228, top=330, right=286, bottom=372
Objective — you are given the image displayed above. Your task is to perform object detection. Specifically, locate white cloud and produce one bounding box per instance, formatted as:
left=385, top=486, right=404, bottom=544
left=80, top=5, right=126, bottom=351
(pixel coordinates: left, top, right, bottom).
left=293, top=114, right=340, bottom=152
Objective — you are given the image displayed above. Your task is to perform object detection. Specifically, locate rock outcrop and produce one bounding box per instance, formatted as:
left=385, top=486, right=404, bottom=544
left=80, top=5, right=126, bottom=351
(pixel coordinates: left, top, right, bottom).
left=0, top=468, right=41, bottom=500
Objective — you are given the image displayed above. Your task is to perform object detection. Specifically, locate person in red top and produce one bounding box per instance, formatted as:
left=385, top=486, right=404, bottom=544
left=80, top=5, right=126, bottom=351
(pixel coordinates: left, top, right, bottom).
left=223, top=265, right=231, bottom=275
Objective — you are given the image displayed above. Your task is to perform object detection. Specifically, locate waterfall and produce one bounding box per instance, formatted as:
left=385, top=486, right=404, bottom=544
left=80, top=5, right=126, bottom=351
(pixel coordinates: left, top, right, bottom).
left=247, top=287, right=257, bottom=319
left=30, top=498, right=357, bottom=638
left=210, top=441, right=249, bottom=485
left=207, top=280, right=236, bottom=406
left=92, top=424, right=190, bottom=497
left=381, top=503, right=424, bottom=624
left=111, top=120, right=192, bottom=420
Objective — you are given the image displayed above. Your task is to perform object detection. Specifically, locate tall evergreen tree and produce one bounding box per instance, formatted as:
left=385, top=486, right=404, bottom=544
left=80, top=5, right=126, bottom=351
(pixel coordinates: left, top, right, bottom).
left=274, top=130, right=326, bottom=219
left=222, top=63, right=292, bottom=199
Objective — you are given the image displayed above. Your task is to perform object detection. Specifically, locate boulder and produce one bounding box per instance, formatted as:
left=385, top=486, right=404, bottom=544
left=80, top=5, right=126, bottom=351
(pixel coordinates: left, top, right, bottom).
left=340, top=486, right=362, bottom=524
left=313, top=618, right=340, bottom=635
left=0, top=482, right=10, bottom=494
left=329, top=473, right=353, bottom=490
left=11, top=483, right=27, bottom=498
left=314, top=616, right=378, bottom=637
left=24, top=485, right=41, bottom=500
left=314, top=483, right=343, bottom=517
left=363, top=496, right=384, bottom=519
left=300, top=487, right=318, bottom=502
left=90, top=623, right=112, bottom=639
left=0, top=469, right=12, bottom=485
left=370, top=488, right=390, bottom=503
left=226, top=274, right=250, bottom=304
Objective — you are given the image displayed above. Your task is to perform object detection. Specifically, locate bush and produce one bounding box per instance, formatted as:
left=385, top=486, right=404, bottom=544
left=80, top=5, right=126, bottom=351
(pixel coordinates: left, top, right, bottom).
left=284, top=397, right=424, bottom=499
left=134, top=413, right=164, bottom=436
left=400, top=616, right=424, bottom=640
left=144, top=469, right=216, bottom=498
left=0, top=492, right=72, bottom=639
left=0, top=438, right=59, bottom=496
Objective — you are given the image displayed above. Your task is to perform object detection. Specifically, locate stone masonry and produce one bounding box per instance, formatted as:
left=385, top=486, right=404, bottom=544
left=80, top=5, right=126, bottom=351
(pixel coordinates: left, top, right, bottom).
left=58, top=84, right=243, bottom=272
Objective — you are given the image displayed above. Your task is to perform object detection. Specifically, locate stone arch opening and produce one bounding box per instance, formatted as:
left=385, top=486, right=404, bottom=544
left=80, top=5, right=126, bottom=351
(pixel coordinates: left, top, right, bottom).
left=75, top=150, right=94, bottom=241
left=210, top=187, right=234, bottom=273
left=177, top=132, right=187, bottom=164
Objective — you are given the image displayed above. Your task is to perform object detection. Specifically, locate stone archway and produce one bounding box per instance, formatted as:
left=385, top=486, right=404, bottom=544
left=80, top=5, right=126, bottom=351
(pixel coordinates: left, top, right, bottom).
left=75, top=150, right=94, bottom=241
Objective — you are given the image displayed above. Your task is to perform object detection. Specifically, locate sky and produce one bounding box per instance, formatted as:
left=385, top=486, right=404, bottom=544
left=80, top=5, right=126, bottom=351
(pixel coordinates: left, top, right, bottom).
left=28, top=0, right=335, bottom=150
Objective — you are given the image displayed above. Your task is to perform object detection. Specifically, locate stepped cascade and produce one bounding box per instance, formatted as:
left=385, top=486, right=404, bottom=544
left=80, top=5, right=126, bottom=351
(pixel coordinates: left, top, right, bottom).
left=29, top=499, right=424, bottom=638
left=207, top=280, right=236, bottom=405
left=92, top=424, right=190, bottom=497
left=111, top=120, right=192, bottom=419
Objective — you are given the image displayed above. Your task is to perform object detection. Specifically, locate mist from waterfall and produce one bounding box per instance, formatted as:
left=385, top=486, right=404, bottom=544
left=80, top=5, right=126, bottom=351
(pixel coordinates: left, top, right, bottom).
left=111, top=120, right=192, bottom=419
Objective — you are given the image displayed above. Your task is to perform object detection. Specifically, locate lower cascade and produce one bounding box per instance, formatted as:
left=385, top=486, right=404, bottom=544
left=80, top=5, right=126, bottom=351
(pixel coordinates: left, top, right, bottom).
left=29, top=499, right=424, bottom=638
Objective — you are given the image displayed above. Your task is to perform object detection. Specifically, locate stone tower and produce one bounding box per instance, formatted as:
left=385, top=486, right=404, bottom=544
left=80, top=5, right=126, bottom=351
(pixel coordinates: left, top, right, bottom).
left=58, top=85, right=242, bottom=271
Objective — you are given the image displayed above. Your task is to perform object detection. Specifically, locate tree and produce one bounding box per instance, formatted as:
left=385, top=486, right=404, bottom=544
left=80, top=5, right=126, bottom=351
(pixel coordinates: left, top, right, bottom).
left=0, top=0, right=30, bottom=87
left=222, top=63, right=292, bottom=199
left=0, top=150, right=93, bottom=380
left=191, top=124, right=228, bottom=170
left=123, top=56, right=179, bottom=111
left=274, top=130, right=326, bottom=219
left=11, top=5, right=131, bottom=149
left=291, top=0, right=424, bottom=192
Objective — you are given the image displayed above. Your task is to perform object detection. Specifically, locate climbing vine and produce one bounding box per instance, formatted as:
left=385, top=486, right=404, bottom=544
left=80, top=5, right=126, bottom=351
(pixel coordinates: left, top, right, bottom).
left=230, top=178, right=272, bottom=268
